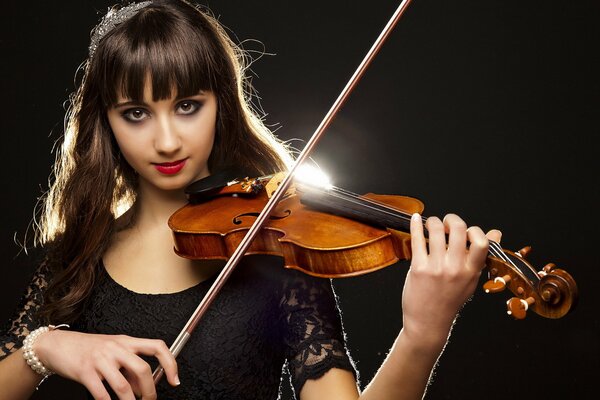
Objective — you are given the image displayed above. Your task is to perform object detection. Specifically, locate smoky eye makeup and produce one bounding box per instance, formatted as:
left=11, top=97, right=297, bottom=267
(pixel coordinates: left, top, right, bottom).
left=176, top=100, right=203, bottom=115
left=121, top=107, right=149, bottom=123
left=112, top=93, right=209, bottom=123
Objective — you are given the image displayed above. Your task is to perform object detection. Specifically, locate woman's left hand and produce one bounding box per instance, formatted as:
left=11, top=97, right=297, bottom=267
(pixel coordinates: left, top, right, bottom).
left=401, top=213, right=502, bottom=346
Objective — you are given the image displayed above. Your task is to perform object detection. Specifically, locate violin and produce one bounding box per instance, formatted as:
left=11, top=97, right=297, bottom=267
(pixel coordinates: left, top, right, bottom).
left=170, top=171, right=578, bottom=321
left=153, top=0, right=578, bottom=382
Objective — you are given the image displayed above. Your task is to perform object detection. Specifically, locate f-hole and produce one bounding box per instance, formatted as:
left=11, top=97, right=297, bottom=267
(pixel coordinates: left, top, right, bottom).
left=233, top=210, right=291, bottom=225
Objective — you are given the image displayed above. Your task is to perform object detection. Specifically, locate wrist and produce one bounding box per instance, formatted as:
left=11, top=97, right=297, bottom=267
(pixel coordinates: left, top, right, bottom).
left=23, top=327, right=54, bottom=378
left=401, top=310, right=459, bottom=348
left=23, top=324, right=70, bottom=379
left=398, top=325, right=451, bottom=354
left=33, top=328, right=62, bottom=370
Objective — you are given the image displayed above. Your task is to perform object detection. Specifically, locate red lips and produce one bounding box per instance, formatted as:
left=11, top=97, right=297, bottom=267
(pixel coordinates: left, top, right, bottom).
left=153, top=158, right=187, bottom=175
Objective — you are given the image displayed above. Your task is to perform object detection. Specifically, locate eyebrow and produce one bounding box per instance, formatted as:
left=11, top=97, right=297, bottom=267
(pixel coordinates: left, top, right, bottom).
left=113, top=91, right=208, bottom=109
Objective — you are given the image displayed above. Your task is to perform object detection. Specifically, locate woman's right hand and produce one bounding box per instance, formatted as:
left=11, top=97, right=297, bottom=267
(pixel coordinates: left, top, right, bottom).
left=33, top=329, right=179, bottom=400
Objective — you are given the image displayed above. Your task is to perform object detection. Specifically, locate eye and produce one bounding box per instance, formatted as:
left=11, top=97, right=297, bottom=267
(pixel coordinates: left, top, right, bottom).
left=176, top=100, right=202, bottom=115
left=121, top=108, right=149, bottom=123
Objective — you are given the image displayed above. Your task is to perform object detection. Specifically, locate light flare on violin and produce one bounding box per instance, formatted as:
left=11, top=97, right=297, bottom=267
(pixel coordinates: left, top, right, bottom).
left=293, top=165, right=333, bottom=190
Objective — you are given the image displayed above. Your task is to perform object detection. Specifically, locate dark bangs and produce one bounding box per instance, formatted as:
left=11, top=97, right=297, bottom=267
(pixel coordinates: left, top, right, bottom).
left=96, top=3, right=222, bottom=106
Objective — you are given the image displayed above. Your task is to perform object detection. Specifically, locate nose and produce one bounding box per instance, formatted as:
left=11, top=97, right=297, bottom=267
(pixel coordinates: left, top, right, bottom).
left=154, top=115, right=182, bottom=155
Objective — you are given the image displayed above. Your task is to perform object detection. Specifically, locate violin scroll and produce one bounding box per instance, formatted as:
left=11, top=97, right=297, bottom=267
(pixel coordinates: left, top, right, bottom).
left=484, top=248, right=578, bottom=319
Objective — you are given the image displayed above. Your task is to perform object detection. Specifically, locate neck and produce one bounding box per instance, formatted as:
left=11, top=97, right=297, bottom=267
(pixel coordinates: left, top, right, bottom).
left=135, top=179, right=189, bottom=229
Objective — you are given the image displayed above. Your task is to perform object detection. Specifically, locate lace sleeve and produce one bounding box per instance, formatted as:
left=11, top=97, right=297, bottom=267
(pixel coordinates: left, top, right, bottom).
left=0, top=261, right=50, bottom=360
left=281, top=270, right=357, bottom=396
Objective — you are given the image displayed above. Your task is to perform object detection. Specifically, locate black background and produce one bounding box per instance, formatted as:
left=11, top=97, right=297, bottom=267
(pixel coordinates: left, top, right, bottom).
left=1, top=1, right=598, bottom=399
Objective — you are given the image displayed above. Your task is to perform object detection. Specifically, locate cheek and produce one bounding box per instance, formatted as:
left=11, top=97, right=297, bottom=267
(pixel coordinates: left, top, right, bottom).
left=118, top=146, right=138, bottom=168
left=108, top=116, right=135, bottom=163
left=203, top=128, right=216, bottom=156
left=190, top=118, right=217, bottom=158
left=112, top=132, right=146, bottom=171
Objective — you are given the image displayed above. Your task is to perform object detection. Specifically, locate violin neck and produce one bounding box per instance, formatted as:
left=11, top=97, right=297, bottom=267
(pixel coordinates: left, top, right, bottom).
left=298, top=185, right=415, bottom=233
left=298, top=184, right=542, bottom=285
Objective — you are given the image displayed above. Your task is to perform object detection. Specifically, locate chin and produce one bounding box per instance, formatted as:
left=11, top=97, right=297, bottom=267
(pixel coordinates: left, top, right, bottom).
left=139, top=168, right=209, bottom=193
left=145, top=176, right=191, bottom=192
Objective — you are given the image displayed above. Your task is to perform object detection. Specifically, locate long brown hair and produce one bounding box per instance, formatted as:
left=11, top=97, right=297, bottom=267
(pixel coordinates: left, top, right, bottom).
left=37, top=0, right=291, bottom=323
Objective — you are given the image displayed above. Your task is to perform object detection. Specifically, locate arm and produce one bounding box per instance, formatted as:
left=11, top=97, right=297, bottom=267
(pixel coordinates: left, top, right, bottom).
left=300, top=331, right=445, bottom=400
left=0, top=261, right=180, bottom=400
left=0, top=261, right=49, bottom=399
left=0, top=349, right=43, bottom=400
left=0, top=330, right=181, bottom=400
left=300, top=213, right=499, bottom=400
left=280, top=268, right=360, bottom=399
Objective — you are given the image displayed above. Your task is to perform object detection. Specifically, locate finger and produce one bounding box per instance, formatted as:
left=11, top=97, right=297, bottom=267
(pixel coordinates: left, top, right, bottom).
left=444, top=214, right=468, bottom=263
left=81, top=374, right=112, bottom=400
left=115, top=352, right=156, bottom=400
left=466, top=226, right=489, bottom=271
left=121, top=337, right=180, bottom=387
left=425, top=216, right=446, bottom=259
left=410, top=213, right=427, bottom=265
left=96, top=357, right=136, bottom=400
left=486, top=229, right=502, bottom=243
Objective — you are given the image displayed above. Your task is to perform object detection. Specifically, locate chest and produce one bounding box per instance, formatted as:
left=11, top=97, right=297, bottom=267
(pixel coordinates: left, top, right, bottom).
left=103, top=226, right=221, bottom=294
left=76, top=262, right=287, bottom=399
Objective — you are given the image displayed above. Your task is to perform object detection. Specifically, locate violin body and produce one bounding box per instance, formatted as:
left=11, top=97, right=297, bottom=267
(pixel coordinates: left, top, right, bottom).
left=170, top=183, right=423, bottom=278
left=169, top=174, right=578, bottom=320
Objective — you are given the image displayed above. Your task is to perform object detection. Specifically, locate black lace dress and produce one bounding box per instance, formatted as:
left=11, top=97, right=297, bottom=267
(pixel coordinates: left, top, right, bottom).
left=0, top=255, right=357, bottom=399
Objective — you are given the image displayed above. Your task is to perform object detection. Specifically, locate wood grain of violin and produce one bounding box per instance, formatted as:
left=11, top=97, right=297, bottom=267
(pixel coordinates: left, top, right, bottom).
left=170, top=173, right=578, bottom=320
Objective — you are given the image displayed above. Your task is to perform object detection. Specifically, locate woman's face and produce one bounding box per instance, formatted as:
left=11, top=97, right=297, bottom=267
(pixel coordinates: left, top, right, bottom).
left=107, top=82, right=217, bottom=192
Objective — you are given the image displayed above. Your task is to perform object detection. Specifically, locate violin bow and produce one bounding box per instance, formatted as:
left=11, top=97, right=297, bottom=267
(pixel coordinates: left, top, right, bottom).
left=153, top=0, right=415, bottom=383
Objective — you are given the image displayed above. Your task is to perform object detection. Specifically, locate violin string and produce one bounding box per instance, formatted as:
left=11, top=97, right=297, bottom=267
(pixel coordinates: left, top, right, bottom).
left=302, top=184, right=538, bottom=282
left=325, top=185, right=420, bottom=224
left=493, top=241, right=540, bottom=281
left=489, top=240, right=511, bottom=263
left=329, top=188, right=514, bottom=260
left=327, top=186, right=410, bottom=219
left=306, top=184, right=522, bottom=269
left=489, top=240, right=540, bottom=283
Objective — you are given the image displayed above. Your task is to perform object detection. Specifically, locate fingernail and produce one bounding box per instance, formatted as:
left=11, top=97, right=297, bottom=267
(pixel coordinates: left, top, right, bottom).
left=175, top=375, right=181, bottom=386
left=412, top=213, right=420, bottom=221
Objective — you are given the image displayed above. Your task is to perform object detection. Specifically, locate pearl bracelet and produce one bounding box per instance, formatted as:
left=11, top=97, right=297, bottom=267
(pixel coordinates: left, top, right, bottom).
left=22, top=324, right=70, bottom=381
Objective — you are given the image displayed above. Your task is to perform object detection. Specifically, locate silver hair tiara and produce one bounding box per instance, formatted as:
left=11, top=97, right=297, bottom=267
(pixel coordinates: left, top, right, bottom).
left=88, top=1, right=153, bottom=58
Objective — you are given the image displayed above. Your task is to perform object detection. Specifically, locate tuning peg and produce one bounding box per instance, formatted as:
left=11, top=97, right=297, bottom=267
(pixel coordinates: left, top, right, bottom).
left=516, top=246, right=532, bottom=258
left=538, top=263, right=556, bottom=277
left=506, top=296, right=535, bottom=319
left=483, top=275, right=511, bottom=293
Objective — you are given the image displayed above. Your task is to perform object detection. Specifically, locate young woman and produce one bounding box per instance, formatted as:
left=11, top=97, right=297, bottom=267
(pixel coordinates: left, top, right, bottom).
left=0, top=1, right=499, bottom=399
